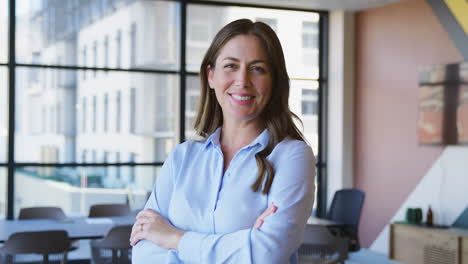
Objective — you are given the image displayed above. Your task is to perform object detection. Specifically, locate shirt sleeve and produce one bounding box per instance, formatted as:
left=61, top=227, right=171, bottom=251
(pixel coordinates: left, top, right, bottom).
left=132, top=147, right=181, bottom=264
left=177, top=142, right=316, bottom=264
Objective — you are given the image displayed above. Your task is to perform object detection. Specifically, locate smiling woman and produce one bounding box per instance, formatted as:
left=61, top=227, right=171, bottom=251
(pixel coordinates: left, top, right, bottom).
left=131, top=19, right=316, bottom=264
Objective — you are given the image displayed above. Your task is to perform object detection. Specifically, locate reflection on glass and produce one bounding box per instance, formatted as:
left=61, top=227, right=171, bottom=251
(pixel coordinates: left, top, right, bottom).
left=186, top=4, right=320, bottom=79
left=0, top=0, right=6, bottom=63
left=0, top=68, right=7, bottom=163
left=15, top=67, right=179, bottom=163
left=14, top=166, right=160, bottom=217
left=16, top=0, right=180, bottom=70
left=0, top=168, right=5, bottom=219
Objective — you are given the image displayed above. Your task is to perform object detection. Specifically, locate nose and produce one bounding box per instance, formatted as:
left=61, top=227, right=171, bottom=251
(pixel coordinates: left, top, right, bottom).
left=235, top=67, right=250, bottom=88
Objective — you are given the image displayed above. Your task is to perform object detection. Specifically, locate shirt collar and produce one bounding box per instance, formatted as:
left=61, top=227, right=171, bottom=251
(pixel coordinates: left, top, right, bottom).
left=203, top=127, right=270, bottom=150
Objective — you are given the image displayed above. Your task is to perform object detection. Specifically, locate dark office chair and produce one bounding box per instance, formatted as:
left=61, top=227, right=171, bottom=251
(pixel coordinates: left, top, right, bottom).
left=89, top=204, right=131, bottom=218
left=19, top=207, right=67, bottom=220
left=91, top=225, right=132, bottom=264
left=18, top=206, right=79, bottom=252
left=0, top=230, right=70, bottom=264
left=298, top=225, right=349, bottom=264
left=326, top=189, right=365, bottom=251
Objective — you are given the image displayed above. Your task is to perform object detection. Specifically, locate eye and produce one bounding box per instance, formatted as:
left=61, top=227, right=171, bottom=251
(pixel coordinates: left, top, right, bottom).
left=224, top=63, right=237, bottom=70
left=251, top=65, right=267, bottom=74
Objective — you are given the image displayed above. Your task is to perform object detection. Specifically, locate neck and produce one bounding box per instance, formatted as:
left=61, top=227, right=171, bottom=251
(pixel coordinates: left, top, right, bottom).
left=220, top=120, right=265, bottom=151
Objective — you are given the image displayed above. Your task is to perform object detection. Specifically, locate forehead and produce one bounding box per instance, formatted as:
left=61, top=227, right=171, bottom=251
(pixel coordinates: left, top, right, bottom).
left=216, top=34, right=268, bottom=62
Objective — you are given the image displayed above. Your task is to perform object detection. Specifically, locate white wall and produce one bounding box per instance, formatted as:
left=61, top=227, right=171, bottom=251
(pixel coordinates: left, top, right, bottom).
left=371, top=146, right=468, bottom=254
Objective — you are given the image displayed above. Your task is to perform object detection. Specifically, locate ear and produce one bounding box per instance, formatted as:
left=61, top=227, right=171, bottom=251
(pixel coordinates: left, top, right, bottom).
left=207, top=65, right=214, bottom=89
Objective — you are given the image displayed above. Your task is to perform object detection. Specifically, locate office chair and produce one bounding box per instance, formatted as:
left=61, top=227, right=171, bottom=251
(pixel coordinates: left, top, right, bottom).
left=19, top=207, right=67, bottom=220
left=298, top=225, right=349, bottom=264
left=89, top=204, right=131, bottom=218
left=326, top=189, right=365, bottom=251
left=0, top=230, right=70, bottom=264
left=91, top=225, right=133, bottom=264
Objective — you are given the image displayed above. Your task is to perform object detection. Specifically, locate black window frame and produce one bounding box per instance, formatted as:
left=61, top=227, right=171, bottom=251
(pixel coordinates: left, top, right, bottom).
left=2, top=0, right=328, bottom=220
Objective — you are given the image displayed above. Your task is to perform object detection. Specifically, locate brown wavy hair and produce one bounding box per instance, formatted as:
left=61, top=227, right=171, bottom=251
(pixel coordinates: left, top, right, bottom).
left=194, top=19, right=306, bottom=195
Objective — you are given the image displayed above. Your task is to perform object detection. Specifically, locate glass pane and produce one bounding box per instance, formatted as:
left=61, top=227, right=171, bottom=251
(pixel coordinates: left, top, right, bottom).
left=289, top=80, right=319, bottom=154
left=15, top=67, right=179, bottom=163
left=16, top=0, right=180, bottom=70
left=14, top=165, right=160, bottom=217
left=186, top=5, right=320, bottom=79
left=185, top=75, right=200, bottom=137
left=0, top=67, right=7, bottom=163
left=0, top=0, right=7, bottom=63
left=0, top=167, right=5, bottom=219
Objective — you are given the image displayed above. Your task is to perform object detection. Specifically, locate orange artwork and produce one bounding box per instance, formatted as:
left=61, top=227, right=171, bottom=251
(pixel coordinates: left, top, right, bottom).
left=418, top=85, right=444, bottom=144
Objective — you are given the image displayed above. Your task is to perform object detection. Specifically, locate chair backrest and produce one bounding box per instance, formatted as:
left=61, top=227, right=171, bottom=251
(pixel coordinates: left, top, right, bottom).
left=93, top=225, right=133, bottom=249
left=0, top=230, right=70, bottom=255
left=300, top=225, right=349, bottom=263
left=89, top=204, right=131, bottom=218
left=327, top=189, right=365, bottom=226
left=19, top=207, right=67, bottom=220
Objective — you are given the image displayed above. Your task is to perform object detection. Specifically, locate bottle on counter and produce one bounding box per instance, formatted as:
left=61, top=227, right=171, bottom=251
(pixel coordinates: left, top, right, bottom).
left=426, top=205, right=433, bottom=226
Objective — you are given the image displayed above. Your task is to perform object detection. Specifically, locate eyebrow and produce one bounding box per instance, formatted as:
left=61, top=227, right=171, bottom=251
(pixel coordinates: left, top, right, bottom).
left=222, top=57, right=267, bottom=64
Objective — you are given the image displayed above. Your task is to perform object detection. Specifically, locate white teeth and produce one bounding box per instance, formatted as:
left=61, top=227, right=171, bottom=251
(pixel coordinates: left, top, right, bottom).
left=231, top=94, right=253, bottom=101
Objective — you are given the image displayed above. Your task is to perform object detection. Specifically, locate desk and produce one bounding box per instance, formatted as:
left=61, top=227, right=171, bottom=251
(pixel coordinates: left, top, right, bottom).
left=307, top=216, right=343, bottom=227
left=0, top=216, right=135, bottom=242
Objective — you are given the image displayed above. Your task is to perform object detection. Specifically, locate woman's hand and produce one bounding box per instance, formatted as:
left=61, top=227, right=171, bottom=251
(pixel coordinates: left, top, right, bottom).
left=254, top=202, right=277, bottom=229
left=129, top=209, right=186, bottom=250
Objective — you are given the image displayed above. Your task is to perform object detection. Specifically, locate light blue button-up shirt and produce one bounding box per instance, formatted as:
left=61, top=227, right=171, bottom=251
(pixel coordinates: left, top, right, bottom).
left=132, top=128, right=315, bottom=264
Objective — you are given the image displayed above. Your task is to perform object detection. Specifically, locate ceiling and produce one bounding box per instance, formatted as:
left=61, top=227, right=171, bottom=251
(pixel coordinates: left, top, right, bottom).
left=203, top=0, right=402, bottom=11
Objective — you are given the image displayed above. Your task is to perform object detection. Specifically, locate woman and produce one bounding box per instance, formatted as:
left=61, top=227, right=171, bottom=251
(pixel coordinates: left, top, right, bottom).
left=130, top=19, right=315, bottom=263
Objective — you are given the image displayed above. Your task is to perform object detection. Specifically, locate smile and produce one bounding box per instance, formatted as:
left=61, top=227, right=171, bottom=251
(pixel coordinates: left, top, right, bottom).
left=231, top=94, right=254, bottom=101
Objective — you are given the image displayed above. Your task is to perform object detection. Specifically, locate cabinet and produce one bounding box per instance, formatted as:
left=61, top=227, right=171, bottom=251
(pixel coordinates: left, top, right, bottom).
left=390, top=223, right=468, bottom=264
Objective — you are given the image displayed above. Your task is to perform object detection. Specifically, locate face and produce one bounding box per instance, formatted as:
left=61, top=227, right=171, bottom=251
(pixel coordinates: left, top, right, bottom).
left=207, top=34, right=272, bottom=126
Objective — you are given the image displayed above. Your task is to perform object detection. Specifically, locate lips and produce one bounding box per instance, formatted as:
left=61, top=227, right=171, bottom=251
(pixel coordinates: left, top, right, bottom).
left=229, top=93, right=254, bottom=105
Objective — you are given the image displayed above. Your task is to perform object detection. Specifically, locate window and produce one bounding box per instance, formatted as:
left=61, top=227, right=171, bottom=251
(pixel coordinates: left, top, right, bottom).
left=4, top=1, right=324, bottom=220
left=103, top=93, right=108, bottom=132
left=302, top=21, right=319, bottom=68
left=302, top=89, right=318, bottom=115
left=130, top=88, right=136, bottom=133
left=129, top=153, right=136, bottom=183
left=130, top=23, right=136, bottom=67
left=92, top=95, right=97, bottom=132
left=115, top=30, right=122, bottom=68
left=103, top=35, right=109, bottom=68
left=82, top=47, right=87, bottom=80
left=116, top=91, right=121, bottom=133
left=93, top=40, right=97, bottom=77
left=82, top=97, right=87, bottom=133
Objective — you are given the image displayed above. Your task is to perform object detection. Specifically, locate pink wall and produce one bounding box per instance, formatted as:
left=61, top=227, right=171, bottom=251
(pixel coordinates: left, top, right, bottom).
left=354, top=0, right=463, bottom=247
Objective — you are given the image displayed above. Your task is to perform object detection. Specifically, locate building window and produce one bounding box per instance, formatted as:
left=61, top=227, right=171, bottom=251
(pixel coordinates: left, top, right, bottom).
left=130, top=87, right=136, bottom=133
left=103, top=35, right=109, bottom=68
left=103, top=93, right=108, bottom=132
left=115, top=30, right=122, bottom=68
left=302, top=21, right=319, bottom=66
left=92, top=40, right=97, bottom=77
left=116, top=91, right=121, bottom=133
left=92, top=95, right=97, bottom=132
left=115, top=152, right=121, bottom=179
left=82, top=97, right=87, bottom=133
left=82, top=47, right=87, bottom=80
left=130, top=23, right=136, bottom=67
left=129, top=153, right=136, bottom=183
left=301, top=89, right=318, bottom=116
